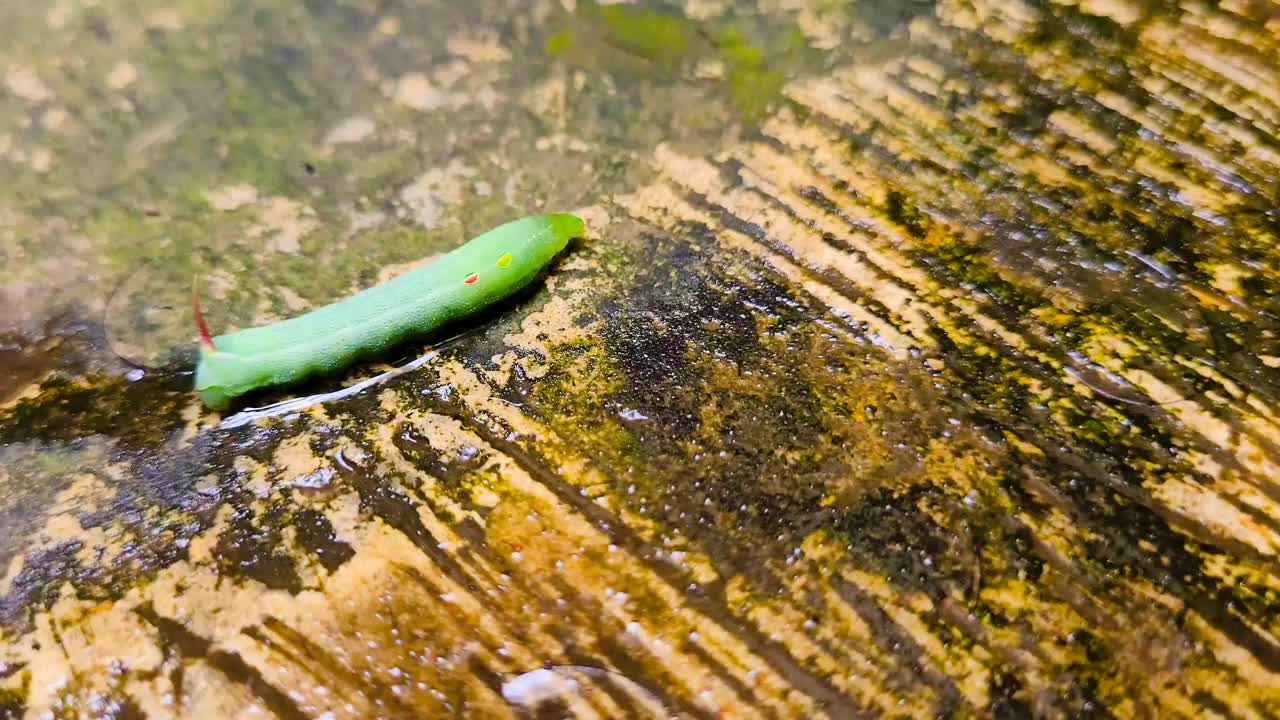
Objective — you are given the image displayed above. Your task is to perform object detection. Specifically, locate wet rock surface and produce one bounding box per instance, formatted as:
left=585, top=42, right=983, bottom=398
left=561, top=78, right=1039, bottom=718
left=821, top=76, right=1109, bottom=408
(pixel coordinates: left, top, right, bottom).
left=1, top=0, right=1279, bottom=717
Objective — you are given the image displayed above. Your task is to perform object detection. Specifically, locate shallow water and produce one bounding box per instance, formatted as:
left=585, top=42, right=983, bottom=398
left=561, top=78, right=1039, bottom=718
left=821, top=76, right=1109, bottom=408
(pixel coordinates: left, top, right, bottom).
left=2, top=0, right=1280, bottom=717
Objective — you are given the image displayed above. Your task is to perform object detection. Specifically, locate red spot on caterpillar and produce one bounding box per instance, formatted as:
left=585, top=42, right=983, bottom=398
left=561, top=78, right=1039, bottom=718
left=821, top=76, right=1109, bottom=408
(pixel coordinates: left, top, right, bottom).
left=464, top=273, right=479, bottom=285
left=192, top=276, right=216, bottom=353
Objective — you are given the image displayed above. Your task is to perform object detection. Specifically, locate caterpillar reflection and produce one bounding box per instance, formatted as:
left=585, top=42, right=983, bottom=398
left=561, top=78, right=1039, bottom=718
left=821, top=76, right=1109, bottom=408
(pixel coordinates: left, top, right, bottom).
left=194, top=213, right=584, bottom=409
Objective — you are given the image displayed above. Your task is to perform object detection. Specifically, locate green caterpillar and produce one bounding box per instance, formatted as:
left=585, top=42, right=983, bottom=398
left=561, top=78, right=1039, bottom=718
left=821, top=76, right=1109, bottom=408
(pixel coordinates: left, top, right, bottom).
left=194, top=213, right=584, bottom=410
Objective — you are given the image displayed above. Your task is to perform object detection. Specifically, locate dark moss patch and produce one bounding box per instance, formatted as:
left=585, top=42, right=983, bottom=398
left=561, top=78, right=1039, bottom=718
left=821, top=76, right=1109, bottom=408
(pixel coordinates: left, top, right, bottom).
left=0, top=311, right=191, bottom=451
left=290, top=507, right=354, bottom=573
left=215, top=501, right=302, bottom=594
left=0, top=542, right=83, bottom=628
left=926, top=325, right=1035, bottom=420
left=0, top=371, right=191, bottom=450
left=989, top=672, right=1033, bottom=719
left=0, top=670, right=27, bottom=720
left=391, top=421, right=490, bottom=490
left=835, top=486, right=966, bottom=593
left=884, top=190, right=931, bottom=240
left=513, top=229, right=952, bottom=583
left=0, top=432, right=233, bottom=632
left=852, top=0, right=939, bottom=35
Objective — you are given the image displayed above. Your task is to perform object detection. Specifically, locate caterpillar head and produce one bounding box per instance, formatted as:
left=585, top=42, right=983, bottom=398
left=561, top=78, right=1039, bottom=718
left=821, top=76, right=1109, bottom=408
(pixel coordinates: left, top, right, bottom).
left=544, top=213, right=584, bottom=255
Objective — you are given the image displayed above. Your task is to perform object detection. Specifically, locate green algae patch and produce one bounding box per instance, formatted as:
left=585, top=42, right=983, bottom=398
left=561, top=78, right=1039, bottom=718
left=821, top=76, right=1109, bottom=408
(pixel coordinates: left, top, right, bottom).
left=1050, top=397, right=1116, bottom=450
left=543, top=1, right=693, bottom=69
left=912, top=220, right=1045, bottom=317
left=0, top=673, right=28, bottom=719
left=543, top=1, right=819, bottom=122
left=598, top=3, right=693, bottom=69
left=711, top=26, right=812, bottom=120
left=525, top=336, right=632, bottom=453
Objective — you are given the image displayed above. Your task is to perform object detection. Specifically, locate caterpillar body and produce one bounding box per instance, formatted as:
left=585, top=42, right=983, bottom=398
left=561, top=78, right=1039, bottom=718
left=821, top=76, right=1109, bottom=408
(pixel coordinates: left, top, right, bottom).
left=194, top=213, right=584, bottom=409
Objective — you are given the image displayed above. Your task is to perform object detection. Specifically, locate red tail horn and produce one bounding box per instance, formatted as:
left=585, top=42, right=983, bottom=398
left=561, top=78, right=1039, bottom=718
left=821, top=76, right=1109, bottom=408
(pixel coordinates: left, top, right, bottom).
left=192, top=276, right=215, bottom=353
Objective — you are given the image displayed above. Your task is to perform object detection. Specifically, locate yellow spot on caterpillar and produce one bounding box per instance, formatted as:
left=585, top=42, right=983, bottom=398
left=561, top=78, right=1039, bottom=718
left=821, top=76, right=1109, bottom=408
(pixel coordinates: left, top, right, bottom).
left=496, top=253, right=512, bottom=268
